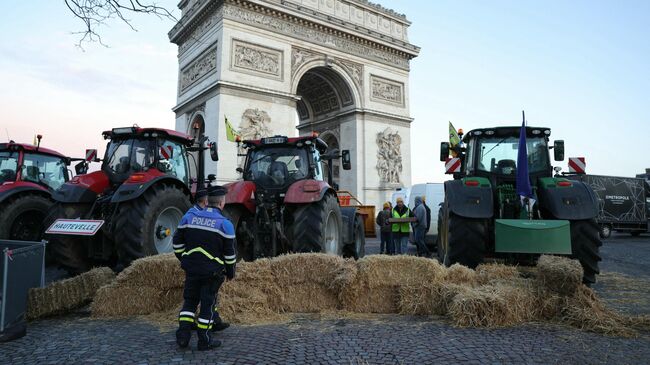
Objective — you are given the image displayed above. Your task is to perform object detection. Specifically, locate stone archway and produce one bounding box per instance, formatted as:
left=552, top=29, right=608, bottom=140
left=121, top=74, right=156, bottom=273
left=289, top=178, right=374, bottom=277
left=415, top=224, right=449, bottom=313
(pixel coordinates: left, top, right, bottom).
left=169, top=0, right=420, bottom=209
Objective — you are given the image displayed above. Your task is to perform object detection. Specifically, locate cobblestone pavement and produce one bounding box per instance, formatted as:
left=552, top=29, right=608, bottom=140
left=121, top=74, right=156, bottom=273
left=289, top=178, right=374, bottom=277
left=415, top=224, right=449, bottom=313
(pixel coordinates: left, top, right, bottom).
left=2, top=314, right=649, bottom=364
left=5, top=234, right=649, bottom=364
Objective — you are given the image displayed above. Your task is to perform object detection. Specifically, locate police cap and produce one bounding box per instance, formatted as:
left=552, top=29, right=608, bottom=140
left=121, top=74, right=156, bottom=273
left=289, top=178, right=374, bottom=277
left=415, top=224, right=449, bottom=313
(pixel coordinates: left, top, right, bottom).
left=208, top=185, right=227, bottom=197
left=195, top=189, right=208, bottom=200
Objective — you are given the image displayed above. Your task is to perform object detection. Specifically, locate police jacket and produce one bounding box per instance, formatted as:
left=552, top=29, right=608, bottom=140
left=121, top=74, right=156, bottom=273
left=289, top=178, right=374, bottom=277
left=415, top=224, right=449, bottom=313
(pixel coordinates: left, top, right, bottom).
left=172, top=206, right=236, bottom=278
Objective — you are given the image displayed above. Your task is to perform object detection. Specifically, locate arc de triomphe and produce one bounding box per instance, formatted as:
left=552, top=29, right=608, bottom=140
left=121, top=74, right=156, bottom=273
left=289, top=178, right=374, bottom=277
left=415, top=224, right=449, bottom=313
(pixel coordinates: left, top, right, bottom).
left=169, top=0, right=419, bottom=209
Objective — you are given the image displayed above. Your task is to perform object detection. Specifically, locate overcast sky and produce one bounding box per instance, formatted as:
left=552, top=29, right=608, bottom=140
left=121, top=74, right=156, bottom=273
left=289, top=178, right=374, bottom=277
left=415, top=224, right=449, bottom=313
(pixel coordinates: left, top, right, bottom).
left=1, top=1, right=648, bottom=184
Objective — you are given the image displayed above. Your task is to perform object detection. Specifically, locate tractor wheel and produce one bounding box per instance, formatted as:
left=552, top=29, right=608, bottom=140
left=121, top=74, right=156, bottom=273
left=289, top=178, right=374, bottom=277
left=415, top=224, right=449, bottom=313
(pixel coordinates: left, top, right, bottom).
left=223, top=205, right=255, bottom=261
left=114, top=184, right=190, bottom=267
left=599, top=224, right=611, bottom=239
left=570, top=219, right=602, bottom=285
left=45, top=203, right=92, bottom=274
left=437, top=199, right=487, bottom=268
left=348, top=215, right=366, bottom=259
left=0, top=194, right=52, bottom=242
left=291, top=193, right=343, bottom=255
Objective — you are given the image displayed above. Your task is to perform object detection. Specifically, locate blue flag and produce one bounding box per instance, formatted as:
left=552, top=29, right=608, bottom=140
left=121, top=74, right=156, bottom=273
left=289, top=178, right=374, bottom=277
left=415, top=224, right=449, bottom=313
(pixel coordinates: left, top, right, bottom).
left=516, top=120, right=533, bottom=200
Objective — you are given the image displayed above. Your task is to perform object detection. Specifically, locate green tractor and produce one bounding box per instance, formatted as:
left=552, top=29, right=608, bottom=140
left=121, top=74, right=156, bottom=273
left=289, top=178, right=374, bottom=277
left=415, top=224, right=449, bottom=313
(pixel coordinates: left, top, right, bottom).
left=437, top=124, right=602, bottom=284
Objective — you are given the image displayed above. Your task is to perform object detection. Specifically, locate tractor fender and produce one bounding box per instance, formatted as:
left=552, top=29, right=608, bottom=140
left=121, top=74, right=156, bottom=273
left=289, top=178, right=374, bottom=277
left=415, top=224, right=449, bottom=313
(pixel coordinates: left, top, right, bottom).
left=339, top=206, right=358, bottom=246
left=224, top=181, right=256, bottom=214
left=0, top=182, right=50, bottom=204
left=444, top=179, right=494, bottom=219
left=52, top=171, right=109, bottom=203
left=537, top=178, right=598, bottom=220
left=110, top=174, right=190, bottom=203
left=284, top=180, right=334, bottom=204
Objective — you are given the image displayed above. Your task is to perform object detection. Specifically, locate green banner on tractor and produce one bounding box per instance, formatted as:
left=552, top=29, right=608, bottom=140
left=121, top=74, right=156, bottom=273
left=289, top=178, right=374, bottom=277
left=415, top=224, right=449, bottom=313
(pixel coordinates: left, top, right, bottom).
left=495, top=219, right=572, bottom=254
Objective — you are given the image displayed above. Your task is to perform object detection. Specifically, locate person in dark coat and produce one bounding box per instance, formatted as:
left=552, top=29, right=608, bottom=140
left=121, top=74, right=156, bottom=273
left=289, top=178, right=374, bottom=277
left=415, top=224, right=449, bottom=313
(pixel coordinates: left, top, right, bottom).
left=412, top=196, right=430, bottom=257
left=376, top=202, right=393, bottom=254
left=173, top=185, right=236, bottom=351
left=423, top=196, right=432, bottom=233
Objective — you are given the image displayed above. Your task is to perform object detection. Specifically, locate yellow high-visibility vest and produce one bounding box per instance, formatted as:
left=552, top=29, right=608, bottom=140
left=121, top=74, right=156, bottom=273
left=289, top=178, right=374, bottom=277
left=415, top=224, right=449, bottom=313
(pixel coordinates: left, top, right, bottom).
left=391, top=208, right=410, bottom=233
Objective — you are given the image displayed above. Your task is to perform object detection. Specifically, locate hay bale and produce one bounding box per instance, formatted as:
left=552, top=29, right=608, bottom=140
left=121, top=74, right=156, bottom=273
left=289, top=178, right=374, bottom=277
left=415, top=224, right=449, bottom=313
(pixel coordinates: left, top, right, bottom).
left=536, top=255, right=583, bottom=295
left=399, top=282, right=472, bottom=316
left=275, top=283, right=340, bottom=313
left=448, top=283, right=537, bottom=327
left=476, top=263, right=519, bottom=285
left=445, top=264, right=478, bottom=285
left=270, top=253, right=350, bottom=285
left=116, top=253, right=184, bottom=290
left=91, top=283, right=182, bottom=317
left=341, top=255, right=446, bottom=313
left=27, top=267, right=115, bottom=319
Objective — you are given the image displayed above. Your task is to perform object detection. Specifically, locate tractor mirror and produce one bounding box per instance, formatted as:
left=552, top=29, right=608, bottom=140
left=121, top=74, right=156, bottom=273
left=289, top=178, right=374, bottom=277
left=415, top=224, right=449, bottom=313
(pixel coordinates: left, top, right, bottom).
left=553, top=140, right=565, bottom=161
left=75, top=161, right=88, bottom=175
left=295, top=159, right=302, bottom=169
left=341, top=150, right=351, bottom=170
left=209, top=142, right=219, bottom=161
left=440, top=142, right=450, bottom=161
left=207, top=174, right=216, bottom=182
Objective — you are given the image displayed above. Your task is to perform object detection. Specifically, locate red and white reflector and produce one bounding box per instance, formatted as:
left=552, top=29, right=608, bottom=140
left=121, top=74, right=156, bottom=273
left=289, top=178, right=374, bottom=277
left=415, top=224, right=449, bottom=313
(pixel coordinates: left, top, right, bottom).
left=445, top=157, right=461, bottom=174
left=568, top=157, right=586, bottom=174
left=85, top=149, right=97, bottom=162
left=160, top=145, right=173, bottom=159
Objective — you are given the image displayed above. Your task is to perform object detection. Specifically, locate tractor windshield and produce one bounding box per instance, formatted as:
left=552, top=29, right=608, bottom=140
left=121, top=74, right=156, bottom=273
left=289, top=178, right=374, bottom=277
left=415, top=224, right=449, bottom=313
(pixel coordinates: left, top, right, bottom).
left=21, top=153, right=68, bottom=190
left=104, top=138, right=155, bottom=175
left=245, top=147, right=310, bottom=187
left=0, top=151, right=18, bottom=183
left=477, top=136, right=549, bottom=176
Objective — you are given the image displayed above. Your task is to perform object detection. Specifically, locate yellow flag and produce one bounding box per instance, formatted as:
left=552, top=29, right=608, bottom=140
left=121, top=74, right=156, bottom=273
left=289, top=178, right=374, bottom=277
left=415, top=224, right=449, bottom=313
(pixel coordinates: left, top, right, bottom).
left=449, top=122, right=460, bottom=147
left=449, top=122, right=460, bottom=158
left=224, top=116, right=241, bottom=142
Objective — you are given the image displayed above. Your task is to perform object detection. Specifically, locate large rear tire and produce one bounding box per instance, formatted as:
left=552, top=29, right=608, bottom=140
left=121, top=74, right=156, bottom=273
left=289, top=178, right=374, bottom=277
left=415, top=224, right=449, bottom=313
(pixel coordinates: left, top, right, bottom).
left=114, top=184, right=190, bottom=267
left=223, top=205, right=255, bottom=261
left=0, top=194, right=51, bottom=241
left=570, top=219, right=602, bottom=285
left=437, top=199, right=487, bottom=268
left=45, top=203, right=92, bottom=274
left=291, top=193, right=343, bottom=255
left=350, top=216, right=366, bottom=259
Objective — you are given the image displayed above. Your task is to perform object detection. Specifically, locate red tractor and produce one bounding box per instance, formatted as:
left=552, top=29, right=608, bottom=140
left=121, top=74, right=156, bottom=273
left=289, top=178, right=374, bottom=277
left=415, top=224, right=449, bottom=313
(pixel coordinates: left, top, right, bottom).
left=46, top=126, right=218, bottom=273
left=0, top=137, right=87, bottom=242
left=223, top=134, right=365, bottom=260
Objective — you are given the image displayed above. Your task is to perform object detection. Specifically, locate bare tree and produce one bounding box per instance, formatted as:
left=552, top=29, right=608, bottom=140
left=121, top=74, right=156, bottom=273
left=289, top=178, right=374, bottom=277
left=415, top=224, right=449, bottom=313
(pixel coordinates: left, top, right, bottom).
left=64, top=0, right=177, bottom=46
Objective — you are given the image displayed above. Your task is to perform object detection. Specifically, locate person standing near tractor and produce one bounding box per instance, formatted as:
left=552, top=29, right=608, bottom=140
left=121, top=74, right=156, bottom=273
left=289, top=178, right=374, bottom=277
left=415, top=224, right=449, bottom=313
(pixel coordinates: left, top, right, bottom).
left=189, top=189, right=208, bottom=213
left=412, top=196, right=431, bottom=257
left=375, top=202, right=393, bottom=254
left=173, top=185, right=237, bottom=351
left=391, top=197, right=412, bottom=254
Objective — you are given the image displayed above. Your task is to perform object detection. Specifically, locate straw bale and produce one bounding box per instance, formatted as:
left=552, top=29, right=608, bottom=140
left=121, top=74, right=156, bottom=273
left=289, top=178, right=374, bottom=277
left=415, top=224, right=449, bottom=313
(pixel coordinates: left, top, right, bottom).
left=449, top=283, right=538, bottom=328
left=219, top=284, right=286, bottom=324
left=91, top=283, right=182, bottom=317
left=27, top=267, right=115, bottom=319
left=445, top=264, right=478, bottom=286
left=270, top=253, right=350, bottom=286
left=116, top=253, right=184, bottom=290
left=275, top=283, right=339, bottom=312
left=536, top=255, right=582, bottom=296
left=399, top=283, right=472, bottom=316
left=476, top=263, right=520, bottom=285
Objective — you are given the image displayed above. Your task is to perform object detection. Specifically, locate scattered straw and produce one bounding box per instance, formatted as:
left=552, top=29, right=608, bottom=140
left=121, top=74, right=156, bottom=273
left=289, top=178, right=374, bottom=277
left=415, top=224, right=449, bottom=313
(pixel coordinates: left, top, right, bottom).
left=27, top=267, right=115, bottom=320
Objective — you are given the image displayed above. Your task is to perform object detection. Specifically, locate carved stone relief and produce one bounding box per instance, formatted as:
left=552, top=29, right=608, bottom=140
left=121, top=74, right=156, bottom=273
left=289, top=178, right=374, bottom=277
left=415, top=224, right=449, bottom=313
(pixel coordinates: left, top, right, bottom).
left=376, top=127, right=402, bottom=184
left=370, top=75, right=404, bottom=106
left=178, top=6, right=223, bottom=55
left=231, top=39, right=283, bottom=80
left=180, top=46, right=218, bottom=92
left=240, top=108, right=272, bottom=142
left=291, top=47, right=363, bottom=91
left=338, top=59, right=363, bottom=90
left=223, top=4, right=410, bottom=70
left=291, top=47, right=321, bottom=78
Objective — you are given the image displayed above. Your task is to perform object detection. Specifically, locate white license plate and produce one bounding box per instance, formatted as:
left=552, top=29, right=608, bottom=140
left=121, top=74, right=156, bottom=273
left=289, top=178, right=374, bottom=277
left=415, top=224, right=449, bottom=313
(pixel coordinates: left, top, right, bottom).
left=46, top=219, right=105, bottom=236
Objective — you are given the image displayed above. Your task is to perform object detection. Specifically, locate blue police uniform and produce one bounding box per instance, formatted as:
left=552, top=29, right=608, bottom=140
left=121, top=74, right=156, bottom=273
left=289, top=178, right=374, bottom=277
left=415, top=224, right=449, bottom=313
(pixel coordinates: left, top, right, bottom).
left=173, top=186, right=236, bottom=351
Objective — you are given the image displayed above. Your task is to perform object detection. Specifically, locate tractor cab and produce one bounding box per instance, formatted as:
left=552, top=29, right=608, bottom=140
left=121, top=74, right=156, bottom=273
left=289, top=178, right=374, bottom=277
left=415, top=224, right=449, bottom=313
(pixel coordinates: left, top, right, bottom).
left=101, top=127, right=195, bottom=186
left=241, top=135, right=329, bottom=192
left=0, top=142, right=69, bottom=191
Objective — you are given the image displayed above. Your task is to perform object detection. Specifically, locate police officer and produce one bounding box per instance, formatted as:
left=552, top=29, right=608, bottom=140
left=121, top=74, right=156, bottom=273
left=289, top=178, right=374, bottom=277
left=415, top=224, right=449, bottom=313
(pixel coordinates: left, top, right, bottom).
left=173, top=185, right=236, bottom=351
left=189, top=189, right=208, bottom=213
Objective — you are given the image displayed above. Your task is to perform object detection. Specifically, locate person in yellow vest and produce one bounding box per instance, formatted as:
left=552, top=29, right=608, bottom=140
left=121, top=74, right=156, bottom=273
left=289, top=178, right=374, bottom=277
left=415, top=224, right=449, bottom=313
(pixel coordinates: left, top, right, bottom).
left=391, top=197, right=413, bottom=254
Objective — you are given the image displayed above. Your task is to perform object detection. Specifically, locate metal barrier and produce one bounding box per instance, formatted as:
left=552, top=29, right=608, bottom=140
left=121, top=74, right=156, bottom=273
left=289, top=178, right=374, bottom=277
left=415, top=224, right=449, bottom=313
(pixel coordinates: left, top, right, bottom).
left=0, top=239, right=45, bottom=341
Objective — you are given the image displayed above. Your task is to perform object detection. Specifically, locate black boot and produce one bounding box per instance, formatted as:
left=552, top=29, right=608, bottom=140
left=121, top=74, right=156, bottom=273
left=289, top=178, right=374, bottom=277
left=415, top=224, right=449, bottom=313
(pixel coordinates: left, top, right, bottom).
left=197, top=328, right=221, bottom=351
left=210, top=320, right=230, bottom=332
left=176, top=322, right=193, bottom=348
